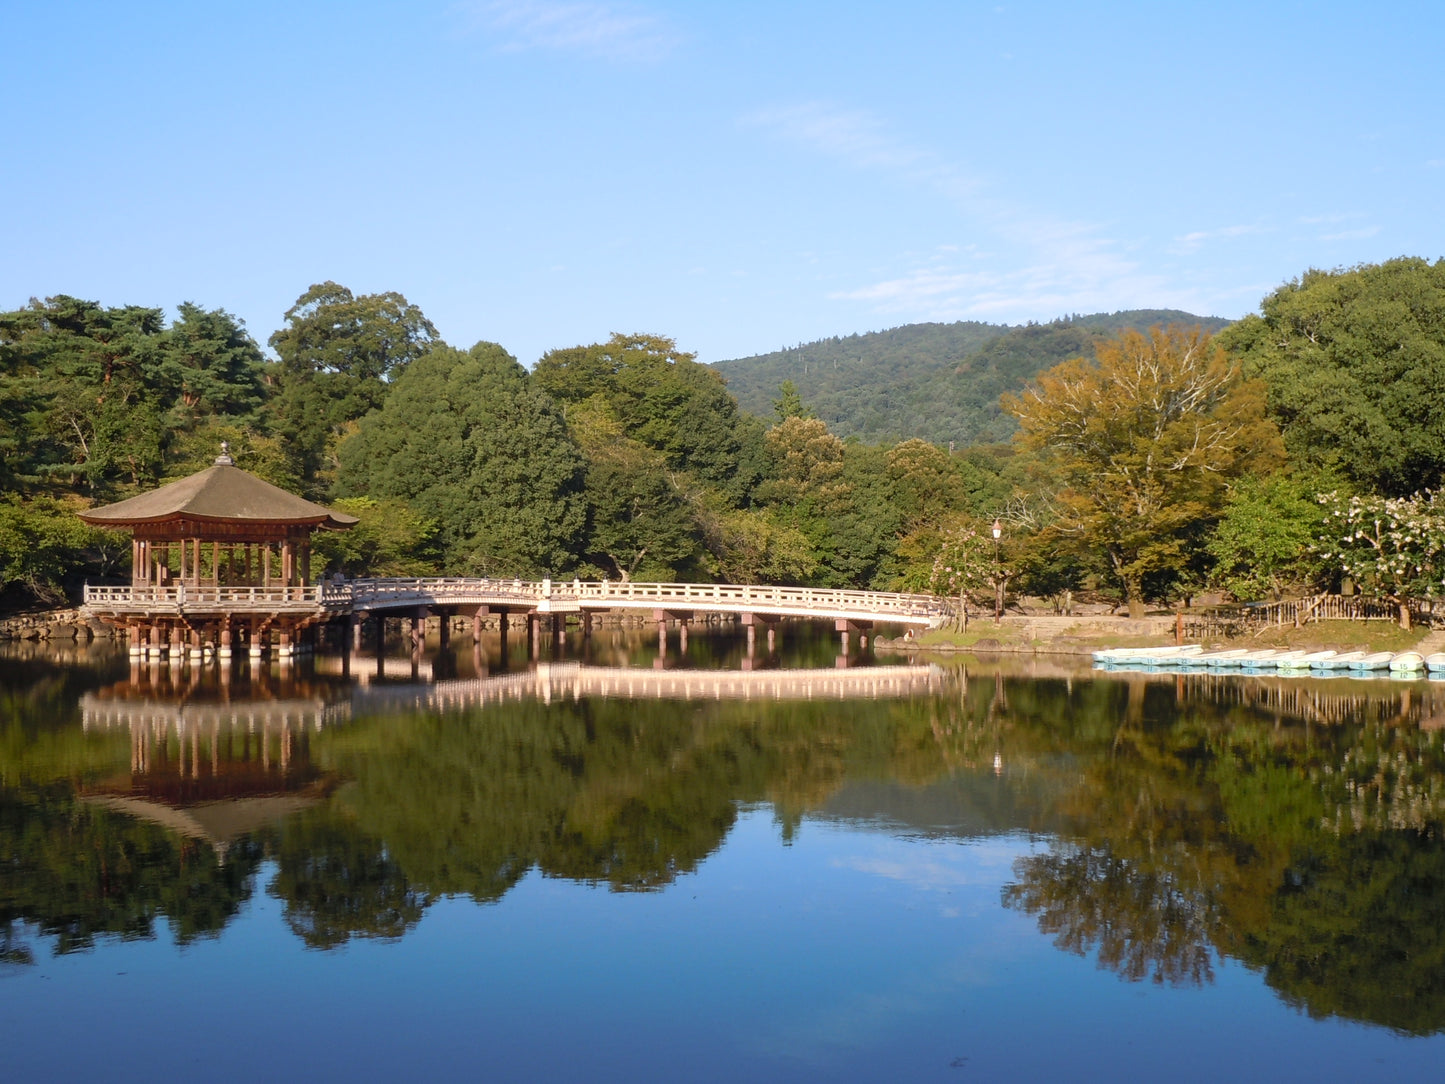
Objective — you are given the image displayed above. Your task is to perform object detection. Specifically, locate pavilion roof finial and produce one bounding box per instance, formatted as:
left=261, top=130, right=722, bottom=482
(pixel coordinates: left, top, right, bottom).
left=215, top=441, right=234, bottom=466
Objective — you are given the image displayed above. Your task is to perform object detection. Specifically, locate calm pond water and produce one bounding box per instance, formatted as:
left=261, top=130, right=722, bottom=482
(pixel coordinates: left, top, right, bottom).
left=3, top=625, right=1445, bottom=1082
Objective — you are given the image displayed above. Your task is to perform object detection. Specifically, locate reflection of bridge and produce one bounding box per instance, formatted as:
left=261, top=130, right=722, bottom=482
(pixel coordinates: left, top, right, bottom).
left=351, top=662, right=946, bottom=713
left=81, top=662, right=947, bottom=735
left=85, top=577, right=948, bottom=659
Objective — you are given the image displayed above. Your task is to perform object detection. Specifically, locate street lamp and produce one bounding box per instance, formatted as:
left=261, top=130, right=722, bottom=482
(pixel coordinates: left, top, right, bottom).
left=991, top=518, right=1003, bottom=622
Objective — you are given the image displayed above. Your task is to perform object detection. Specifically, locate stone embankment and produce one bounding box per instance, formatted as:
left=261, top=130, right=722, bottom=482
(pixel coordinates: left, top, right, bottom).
left=876, top=614, right=1178, bottom=656
left=0, top=608, right=115, bottom=642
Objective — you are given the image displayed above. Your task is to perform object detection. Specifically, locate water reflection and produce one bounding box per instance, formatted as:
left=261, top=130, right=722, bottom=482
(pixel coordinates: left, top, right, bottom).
left=4, top=637, right=1445, bottom=1036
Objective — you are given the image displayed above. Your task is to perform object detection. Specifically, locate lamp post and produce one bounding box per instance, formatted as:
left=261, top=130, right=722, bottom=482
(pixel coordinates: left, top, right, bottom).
left=991, top=518, right=1003, bottom=623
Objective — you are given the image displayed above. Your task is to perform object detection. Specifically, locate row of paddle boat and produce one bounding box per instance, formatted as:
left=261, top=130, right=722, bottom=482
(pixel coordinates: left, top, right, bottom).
left=1093, top=644, right=1445, bottom=674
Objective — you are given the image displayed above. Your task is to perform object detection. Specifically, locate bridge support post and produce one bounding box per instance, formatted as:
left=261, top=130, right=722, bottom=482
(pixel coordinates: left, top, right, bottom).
left=438, top=612, right=450, bottom=650
left=412, top=607, right=427, bottom=653
left=528, top=613, right=540, bottom=659
left=498, top=611, right=509, bottom=654
left=836, top=619, right=871, bottom=658
left=679, top=620, right=688, bottom=653
left=352, top=616, right=363, bottom=651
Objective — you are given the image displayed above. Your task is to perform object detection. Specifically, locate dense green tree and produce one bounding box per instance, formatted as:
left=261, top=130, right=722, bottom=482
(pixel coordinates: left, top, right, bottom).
left=310, top=496, right=440, bottom=577
left=155, top=302, right=268, bottom=429
left=1219, top=257, right=1445, bottom=495
left=1004, top=327, right=1283, bottom=616
left=567, top=401, right=702, bottom=581
left=535, top=333, right=757, bottom=503
left=771, top=379, right=812, bottom=421
left=337, top=342, right=586, bottom=576
left=0, top=497, right=119, bottom=602
left=0, top=296, right=269, bottom=500
left=1207, top=473, right=1330, bottom=602
left=268, top=282, right=437, bottom=492
left=0, top=296, right=170, bottom=494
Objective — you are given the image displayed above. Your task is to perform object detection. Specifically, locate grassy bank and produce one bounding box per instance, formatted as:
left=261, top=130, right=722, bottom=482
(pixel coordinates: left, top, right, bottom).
left=897, top=618, right=1434, bottom=657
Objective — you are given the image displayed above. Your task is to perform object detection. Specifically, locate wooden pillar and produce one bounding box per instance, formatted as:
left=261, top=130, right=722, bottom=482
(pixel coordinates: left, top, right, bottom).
left=412, top=607, right=427, bottom=652
left=498, top=612, right=509, bottom=655
left=439, top=612, right=450, bottom=649
left=300, top=539, right=311, bottom=585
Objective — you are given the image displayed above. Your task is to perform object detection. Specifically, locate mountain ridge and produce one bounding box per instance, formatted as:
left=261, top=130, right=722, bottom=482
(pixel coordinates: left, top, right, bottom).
left=712, top=309, right=1232, bottom=447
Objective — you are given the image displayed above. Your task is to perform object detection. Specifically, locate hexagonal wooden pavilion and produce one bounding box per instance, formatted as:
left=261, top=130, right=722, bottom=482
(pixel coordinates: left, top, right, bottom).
left=79, top=447, right=357, bottom=660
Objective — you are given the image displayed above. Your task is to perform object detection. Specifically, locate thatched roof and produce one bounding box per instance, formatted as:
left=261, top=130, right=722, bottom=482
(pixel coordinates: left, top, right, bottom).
left=78, top=459, right=358, bottom=529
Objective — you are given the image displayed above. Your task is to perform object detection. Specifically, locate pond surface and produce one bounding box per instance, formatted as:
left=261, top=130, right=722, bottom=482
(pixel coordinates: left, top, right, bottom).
left=4, top=626, right=1445, bottom=1081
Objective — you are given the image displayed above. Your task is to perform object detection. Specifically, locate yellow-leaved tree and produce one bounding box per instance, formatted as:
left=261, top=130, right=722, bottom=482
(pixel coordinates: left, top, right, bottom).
left=1002, top=327, right=1282, bottom=617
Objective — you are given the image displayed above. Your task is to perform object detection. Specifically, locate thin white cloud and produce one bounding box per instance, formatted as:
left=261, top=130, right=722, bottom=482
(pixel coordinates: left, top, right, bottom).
left=746, top=103, right=928, bottom=173
left=458, top=0, right=679, bottom=61
left=749, top=100, right=1196, bottom=322
left=1319, top=226, right=1380, bottom=241
left=1169, top=223, right=1268, bottom=255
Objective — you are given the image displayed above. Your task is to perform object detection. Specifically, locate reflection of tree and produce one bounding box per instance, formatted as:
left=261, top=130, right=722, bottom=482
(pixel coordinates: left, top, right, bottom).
left=0, top=787, right=260, bottom=955
left=1237, top=831, right=1445, bottom=1035
left=995, top=673, right=1445, bottom=1032
left=1004, top=844, right=1221, bottom=985
left=267, top=812, right=427, bottom=949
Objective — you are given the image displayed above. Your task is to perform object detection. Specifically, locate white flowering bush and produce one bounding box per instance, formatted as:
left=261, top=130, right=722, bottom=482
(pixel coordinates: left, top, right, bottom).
left=929, top=524, right=1009, bottom=627
left=1316, top=491, right=1445, bottom=626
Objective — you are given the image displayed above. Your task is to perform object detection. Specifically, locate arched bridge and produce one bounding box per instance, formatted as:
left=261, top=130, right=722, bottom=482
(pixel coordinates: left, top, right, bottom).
left=83, top=577, right=950, bottom=658
left=343, top=578, right=946, bottom=627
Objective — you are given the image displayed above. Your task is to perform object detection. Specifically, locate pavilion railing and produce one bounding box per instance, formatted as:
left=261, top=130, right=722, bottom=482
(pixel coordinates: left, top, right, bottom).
left=83, top=584, right=343, bottom=610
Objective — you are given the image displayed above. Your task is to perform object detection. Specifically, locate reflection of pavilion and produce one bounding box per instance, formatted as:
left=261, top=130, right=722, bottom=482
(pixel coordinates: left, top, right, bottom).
left=79, top=673, right=348, bottom=859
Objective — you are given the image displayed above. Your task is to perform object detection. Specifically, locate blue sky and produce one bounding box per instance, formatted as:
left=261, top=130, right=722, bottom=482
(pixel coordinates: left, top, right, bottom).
left=4, top=1, right=1441, bottom=366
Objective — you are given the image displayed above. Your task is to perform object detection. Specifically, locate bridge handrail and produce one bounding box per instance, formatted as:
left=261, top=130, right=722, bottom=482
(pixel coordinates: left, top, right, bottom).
left=345, top=577, right=944, bottom=615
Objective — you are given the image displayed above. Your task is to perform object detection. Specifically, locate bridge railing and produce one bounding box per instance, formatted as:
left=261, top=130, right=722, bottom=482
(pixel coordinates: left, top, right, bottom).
left=564, top=580, right=942, bottom=616
left=347, top=577, right=545, bottom=605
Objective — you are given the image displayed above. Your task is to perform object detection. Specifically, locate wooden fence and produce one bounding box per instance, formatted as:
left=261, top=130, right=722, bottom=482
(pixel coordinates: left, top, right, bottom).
left=1182, top=593, right=1438, bottom=641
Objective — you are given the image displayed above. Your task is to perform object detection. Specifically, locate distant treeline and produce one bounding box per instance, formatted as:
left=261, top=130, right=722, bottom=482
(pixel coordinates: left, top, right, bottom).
left=3, top=258, right=1444, bottom=618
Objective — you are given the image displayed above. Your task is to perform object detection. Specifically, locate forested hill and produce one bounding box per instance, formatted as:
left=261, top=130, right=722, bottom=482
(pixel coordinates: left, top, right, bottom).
left=712, top=309, right=1233, bottom=446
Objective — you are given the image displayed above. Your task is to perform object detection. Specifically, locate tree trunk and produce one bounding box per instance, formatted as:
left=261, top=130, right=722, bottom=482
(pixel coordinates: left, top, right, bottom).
left=1399, top=599, right=1412, bottom=630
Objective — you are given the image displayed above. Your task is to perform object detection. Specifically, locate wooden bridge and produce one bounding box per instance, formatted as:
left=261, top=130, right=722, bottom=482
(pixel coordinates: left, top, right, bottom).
left=84, top=577, right=949, bottom=659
